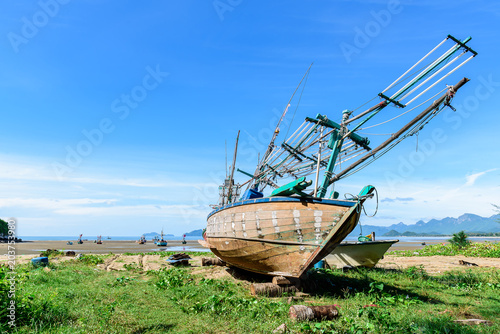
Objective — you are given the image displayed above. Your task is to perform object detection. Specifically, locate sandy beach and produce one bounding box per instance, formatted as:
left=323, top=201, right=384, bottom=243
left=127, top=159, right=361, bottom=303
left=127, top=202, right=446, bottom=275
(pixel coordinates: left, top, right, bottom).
left=0, top=239, right=208, bottom=256
left=0, top=238, right=443, bottom=256
left=0, top=238, right=495, bottom=256
left=1, top=239, right=499, bottom=275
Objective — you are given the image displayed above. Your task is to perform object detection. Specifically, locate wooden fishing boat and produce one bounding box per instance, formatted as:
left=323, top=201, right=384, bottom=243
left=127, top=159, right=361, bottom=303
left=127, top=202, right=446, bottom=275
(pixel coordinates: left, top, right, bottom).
left=136, top=235, right=146, bottom=244
left=206, top=194, right=372, bottom=277
left=156, top=229, right=167, bottom=247
left=205, top=35, right=477, bottom=278
left=325, top=239, right=398, bottom=269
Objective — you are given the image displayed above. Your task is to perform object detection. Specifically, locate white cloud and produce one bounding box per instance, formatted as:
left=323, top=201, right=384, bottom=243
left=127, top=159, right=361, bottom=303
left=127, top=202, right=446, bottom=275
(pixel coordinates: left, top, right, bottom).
left=465, top=168, right=498, bottom=186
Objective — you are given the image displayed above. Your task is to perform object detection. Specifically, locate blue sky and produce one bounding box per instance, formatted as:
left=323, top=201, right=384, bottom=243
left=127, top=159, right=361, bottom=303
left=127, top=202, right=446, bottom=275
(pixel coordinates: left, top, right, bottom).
left=0, top=0, right=499, bottom=236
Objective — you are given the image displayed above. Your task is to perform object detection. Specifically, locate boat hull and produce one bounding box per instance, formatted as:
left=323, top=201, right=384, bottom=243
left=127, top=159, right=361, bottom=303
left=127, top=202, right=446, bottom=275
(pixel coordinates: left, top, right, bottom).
left=325, top=240, right=399, bottom=268
left=206, top=197, right=361, bottom=277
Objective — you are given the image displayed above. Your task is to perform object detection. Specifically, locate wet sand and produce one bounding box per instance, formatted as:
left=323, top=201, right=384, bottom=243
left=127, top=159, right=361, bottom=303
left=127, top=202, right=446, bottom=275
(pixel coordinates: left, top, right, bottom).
left=1, top=239, right=441, bottom=256
left=0, top=239, right=208, bottom=256
left=0, top=238, right=492, bottom=256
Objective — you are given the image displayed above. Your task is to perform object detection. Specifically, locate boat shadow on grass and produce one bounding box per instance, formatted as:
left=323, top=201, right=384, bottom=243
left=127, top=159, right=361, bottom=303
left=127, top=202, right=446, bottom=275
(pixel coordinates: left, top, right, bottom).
left=225, top=266, right=437, bottom=304
left=302, top=267, right=434, bottom=301
left=131, top=324, right=174, bottom=334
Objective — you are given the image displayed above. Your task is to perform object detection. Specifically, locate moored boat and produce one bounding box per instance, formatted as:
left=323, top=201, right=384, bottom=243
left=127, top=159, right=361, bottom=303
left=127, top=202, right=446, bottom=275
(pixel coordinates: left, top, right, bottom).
left=325, top=239, right=399, bottom=269
left=157, top=229, right=167, bottom=247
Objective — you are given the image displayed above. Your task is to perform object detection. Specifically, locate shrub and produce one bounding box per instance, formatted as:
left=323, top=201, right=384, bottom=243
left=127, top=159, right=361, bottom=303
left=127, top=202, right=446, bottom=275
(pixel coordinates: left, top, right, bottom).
left=448, top=231, right=470, bottom=249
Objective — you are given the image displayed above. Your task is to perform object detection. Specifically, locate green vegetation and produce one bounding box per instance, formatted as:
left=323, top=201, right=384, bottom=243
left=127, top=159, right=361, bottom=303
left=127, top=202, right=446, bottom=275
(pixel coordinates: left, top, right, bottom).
left=1, top=252, right=499, bottom=333
left=388, top=241, right=500, bottom=258
left=39, top=249, right=65, bottom=257
left=123, top=251, right=207, bottom=257
left=448, top=231, right=471, bottom=249
left=0, top=218, right=8, bottom=235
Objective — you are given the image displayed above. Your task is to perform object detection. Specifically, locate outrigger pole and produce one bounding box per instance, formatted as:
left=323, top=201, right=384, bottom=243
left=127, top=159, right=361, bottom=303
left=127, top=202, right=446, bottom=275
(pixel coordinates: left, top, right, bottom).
left=329, top=77, right=470, bottom=185
left=317, top=35, right=476, bottom=198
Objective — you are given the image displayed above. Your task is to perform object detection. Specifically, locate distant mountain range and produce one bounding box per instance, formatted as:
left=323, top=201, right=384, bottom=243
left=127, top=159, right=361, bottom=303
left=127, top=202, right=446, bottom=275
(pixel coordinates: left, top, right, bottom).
left=143, top=232, right=175, bottom=238
left=142, top=229, right=204, bottom=238
left=348, top=213, right=500, bottom=237
left=184, top=229, right=203, bottom=236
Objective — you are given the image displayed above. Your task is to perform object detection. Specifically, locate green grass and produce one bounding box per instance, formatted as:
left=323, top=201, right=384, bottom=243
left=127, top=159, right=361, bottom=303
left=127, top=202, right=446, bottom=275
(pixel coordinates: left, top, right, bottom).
left=388, top=241, right=500, bottom=257
left=1, top=254, right=499, bottom=333
left=123, top=251, right=210, bottom=257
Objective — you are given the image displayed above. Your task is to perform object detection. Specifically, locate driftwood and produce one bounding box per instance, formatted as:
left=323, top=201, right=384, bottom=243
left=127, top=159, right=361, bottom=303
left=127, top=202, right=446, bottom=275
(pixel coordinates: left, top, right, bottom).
left=169, top=253, right=191, bottom=260
left=272, top=276, right=294, bottom=286
left=458, top=260, right=478, bottom=267
left=453, top=319, right=492, bottom=326
left=250, top=283, right=298, bottom=297
left=202, top=257, right=226, bottom=266
left=167, top=253, right=191, bottom=266
left=289, top=305, right=339, bottom=321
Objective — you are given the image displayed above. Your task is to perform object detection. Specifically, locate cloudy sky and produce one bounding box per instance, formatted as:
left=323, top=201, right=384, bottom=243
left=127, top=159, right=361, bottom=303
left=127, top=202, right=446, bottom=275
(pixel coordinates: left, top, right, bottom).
left=0, top=0, right=499, bottom=236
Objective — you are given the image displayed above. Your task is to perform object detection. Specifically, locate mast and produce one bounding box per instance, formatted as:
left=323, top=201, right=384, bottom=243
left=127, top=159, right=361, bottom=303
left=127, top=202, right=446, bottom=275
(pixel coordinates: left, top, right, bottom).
left=329, top=77, right=470, bottom=184
left=316, top=110, right=352, bottom=198
left=313, top=126, right=323, bottom=197
left=227, top=130, right=240, bottom=204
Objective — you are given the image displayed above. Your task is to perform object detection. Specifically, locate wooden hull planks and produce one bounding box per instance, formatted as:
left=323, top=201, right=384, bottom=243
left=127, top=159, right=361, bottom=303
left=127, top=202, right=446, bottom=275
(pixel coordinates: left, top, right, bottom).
left=206, top=197, right=361, bottom=277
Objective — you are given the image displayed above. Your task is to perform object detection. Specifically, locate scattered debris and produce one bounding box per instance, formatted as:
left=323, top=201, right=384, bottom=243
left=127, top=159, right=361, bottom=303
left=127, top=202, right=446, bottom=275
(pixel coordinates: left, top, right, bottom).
left=166, top=253, right=191, bottom=266
left=458, top=260, right=478, bottom=267
left=76, top=253, right=84, bottom=259
left=31, top=256, right=49, bottom=267
left=289, top=304, right=339, bottom=321
left=201, top=257, right=225, bottom=266
left=65, top=251, right=76, bottom=257
left=453, top=319, right=492, bottom=326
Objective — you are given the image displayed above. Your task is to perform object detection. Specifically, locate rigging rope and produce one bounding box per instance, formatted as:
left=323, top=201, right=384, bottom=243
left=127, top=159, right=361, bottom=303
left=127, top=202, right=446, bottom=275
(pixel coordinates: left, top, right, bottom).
left=357, top=87, right=447, bottom=131
left=284, top=68, right=310, bottom=139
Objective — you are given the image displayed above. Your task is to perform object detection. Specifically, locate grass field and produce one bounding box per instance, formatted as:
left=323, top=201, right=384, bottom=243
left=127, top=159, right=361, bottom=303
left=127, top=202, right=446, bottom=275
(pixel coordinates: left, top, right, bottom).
left=1, top=251, right=499, bottom=333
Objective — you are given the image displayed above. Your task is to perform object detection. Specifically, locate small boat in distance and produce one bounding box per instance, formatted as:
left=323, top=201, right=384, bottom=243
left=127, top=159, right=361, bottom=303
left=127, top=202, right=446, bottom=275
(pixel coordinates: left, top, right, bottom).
left=157, top=229, right=167, bottom=247
left=325, top=239, right=399, bottom=269
left=204, top=35, right=477, bottom=278
left=136, top=235, right=146, bottom=244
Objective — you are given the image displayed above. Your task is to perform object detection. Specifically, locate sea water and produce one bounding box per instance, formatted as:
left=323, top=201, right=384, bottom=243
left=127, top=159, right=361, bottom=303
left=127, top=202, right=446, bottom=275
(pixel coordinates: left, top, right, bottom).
left=19, top=235, right=202, bottom=241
